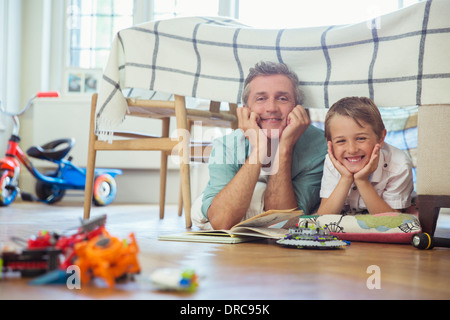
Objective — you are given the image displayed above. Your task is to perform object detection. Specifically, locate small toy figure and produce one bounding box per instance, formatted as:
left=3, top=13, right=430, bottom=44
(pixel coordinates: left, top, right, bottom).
left=150, top=268, right=199, bottom=292
left=277, top=220, right=349, bottom=249
left=74, top=232, right=141, bottom=288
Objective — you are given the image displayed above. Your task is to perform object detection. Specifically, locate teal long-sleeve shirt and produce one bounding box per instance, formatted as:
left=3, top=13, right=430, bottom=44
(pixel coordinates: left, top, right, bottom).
left=201, top=125, right=328, bottom=219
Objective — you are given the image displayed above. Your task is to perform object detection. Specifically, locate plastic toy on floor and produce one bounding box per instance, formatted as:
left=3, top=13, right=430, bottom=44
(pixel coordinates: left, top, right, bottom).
left=74, top=232, right=140, bottom=288
left=2, top=214, right=140, bottom=289
left=0, top=246, right=62, bottom=279
left=277, top=220, right=349, bottom=249
left=148, top=268, right=199, bottom=292
left=2, top=215, right=108, bottom=279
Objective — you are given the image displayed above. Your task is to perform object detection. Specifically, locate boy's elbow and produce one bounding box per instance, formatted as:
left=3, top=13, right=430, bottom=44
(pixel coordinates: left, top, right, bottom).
left=316, top=206, right=327, bottom=215
left=316, top=198, right=334, bottom=215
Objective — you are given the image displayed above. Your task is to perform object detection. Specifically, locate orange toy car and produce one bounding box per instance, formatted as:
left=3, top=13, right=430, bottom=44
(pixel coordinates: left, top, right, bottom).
left=74, top=232, right=140, bottom=288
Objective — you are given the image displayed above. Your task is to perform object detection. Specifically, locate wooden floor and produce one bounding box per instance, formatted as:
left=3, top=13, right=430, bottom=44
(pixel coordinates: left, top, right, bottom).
left=1, top=200, right=450, bottom=300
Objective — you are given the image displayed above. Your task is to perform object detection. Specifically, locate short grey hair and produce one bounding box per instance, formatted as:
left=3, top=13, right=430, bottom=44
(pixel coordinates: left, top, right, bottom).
left=242, top=61, right=303, bottom=105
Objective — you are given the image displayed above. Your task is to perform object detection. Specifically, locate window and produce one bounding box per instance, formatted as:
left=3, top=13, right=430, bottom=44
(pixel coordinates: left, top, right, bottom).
left=66, top=0, right=222, bottom=70
left=238, top=0, right=423, bottom=29
left=152, top=0, right=219, bottom=21
left=67, top=0, right=134, bottom=69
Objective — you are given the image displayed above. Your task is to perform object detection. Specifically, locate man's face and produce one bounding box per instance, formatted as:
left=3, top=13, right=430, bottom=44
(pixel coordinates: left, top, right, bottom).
left=245, top=74, right=296, bottom=139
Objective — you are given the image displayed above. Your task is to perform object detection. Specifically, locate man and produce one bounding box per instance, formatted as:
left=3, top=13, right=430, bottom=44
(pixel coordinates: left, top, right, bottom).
left=193, top=61, right=327, bottom=230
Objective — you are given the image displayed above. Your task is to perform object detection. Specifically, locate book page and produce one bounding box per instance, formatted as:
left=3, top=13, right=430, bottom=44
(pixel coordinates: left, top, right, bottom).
left=232, top=209, right=303, bottom=229
left=229, top=226, right=289, bottom=239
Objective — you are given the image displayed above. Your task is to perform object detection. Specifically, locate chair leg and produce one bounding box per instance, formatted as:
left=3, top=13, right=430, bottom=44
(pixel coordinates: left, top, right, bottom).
left=84, top=94, right=98, bottom=220
left=178, top=184, right=183, bottom=217
left=229, top=103, right=239, bottom=129
left=179, top=162, right=191, bottom=228
left=418, top=195, right=450, bottom=236
left=174, top=95, right=192, bottom=228
left=178, top=120, right=193, bottom=217
left=159, top=118, right=170, bottom=219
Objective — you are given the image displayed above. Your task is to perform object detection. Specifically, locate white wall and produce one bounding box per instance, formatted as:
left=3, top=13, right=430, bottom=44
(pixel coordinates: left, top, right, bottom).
left=0, top=0, right=22, bottom=154
left=1, top=0, right=215, bottom=205
left=19, top=0, right=52, bottom=103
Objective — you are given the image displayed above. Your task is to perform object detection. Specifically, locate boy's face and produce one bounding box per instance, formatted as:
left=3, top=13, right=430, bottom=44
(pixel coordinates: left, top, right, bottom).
left=246, top=74, right=296, bottom=139
left=328, top=115, right=385, bottom=173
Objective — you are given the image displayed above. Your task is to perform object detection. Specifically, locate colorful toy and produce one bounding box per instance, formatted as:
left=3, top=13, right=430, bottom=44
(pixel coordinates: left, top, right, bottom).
left=149, top=268, right=199, bottom=292
left=277, top=220, right=349, bottom=249
left=74, top=232, right=140, bottom=288
left=1, top=215, right=108, bottom=278
left=0, top=92, right=121, bottom=206
left=0, top=247, right=62, bottom=278
left=2, top=214, right=141, bottom=288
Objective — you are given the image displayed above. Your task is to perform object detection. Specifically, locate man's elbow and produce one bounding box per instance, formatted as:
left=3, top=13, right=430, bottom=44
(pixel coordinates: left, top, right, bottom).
left=207, top=207, right=238, bottom=230
left=209, top=215, right=235, bottom=230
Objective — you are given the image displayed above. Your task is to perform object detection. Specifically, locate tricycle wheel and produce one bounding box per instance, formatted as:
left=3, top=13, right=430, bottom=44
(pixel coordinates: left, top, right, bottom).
left=0, top=170, right=18, bottom=206
left=93, top=174, right=117, bottom=206
left=35, top=170, right=66, bottom=204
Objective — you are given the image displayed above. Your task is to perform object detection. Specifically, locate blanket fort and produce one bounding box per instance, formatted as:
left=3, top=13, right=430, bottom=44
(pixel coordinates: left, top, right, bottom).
left=96, top=0, right=450, bottom=139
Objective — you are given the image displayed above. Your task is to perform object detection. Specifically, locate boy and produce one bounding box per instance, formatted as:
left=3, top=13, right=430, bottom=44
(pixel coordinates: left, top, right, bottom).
left=317, top=97, right=414, bottom=215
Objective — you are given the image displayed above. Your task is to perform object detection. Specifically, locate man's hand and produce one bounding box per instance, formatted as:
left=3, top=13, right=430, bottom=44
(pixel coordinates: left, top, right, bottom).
left=237, top=107, right=268, bottom=164
left=263, top=106, right=309, bottom=211
left=278, top=105, right=310, bottom=154
left=237, top=107, right=260, bottom=135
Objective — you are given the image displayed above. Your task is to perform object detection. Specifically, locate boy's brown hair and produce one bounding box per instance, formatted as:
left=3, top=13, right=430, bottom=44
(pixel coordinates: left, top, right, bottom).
left=324, top=96, right=385, bottom=141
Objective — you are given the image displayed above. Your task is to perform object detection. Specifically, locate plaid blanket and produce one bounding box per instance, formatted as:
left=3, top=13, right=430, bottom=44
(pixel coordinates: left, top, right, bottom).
left=96, top=0, right=450, bottom=139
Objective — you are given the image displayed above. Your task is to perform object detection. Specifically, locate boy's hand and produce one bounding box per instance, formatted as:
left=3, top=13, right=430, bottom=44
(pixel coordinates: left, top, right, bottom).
left=354, top=144, right=381, bottom=182
left=327, top=141, right=353, bottom=181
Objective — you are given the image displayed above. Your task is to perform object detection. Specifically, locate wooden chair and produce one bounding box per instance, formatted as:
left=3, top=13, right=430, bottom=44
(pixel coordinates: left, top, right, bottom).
left=83, top=93, right=237, bottom=228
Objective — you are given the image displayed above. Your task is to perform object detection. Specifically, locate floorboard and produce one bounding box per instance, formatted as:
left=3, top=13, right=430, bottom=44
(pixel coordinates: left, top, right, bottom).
left=1, top=201, right=450, bottom=300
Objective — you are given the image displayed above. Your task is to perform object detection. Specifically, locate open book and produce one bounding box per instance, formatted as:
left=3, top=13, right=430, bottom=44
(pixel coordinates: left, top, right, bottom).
left=158, top=208, right=303, bottom=243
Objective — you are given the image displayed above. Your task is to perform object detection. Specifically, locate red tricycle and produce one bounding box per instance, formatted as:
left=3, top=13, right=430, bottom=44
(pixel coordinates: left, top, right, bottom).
left=0, top=92, right=122, bottom=206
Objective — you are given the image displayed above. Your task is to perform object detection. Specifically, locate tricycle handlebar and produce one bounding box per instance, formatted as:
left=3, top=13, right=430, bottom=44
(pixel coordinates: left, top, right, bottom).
left=0, top=91, right=60, bottom=117
left=37, top=91, right=60, bottom=98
